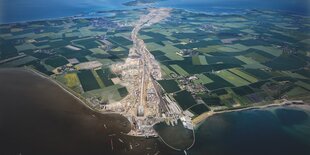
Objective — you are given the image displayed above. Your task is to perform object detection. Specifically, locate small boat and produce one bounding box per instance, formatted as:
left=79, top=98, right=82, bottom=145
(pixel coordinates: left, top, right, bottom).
left=104, top=124, right=107, bottom=129
left=118, top=138, right=124, bottom=143
left=111, top=139, right=114, bottom=151
left=145, top=134, right=152, bottom=139
left=129, top=143, right=133, bottom=150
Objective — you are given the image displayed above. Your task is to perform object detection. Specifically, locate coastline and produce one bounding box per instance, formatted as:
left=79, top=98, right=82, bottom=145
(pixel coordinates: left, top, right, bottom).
left=5, top=67, right=310, bottom=153
left=0, top=9, right=118, bottom=25
left=0, top=6, right=146, bottom=25
left=25, top=66, right=310, bottom=122
left=24, top=67, right=132, bottom=118
left=0, top=68, right=153, bottom=155
left=1, top=1, right=309, bottom=25
left=0, top=14, right=81, bottom=25
left=1, top=2, right=309, bottom=154
left=192, top=100, right=308, bottom=127
left=25, top=67, right=95, bottom=111
left=21, top=7, right=193, bottom=150
left=155, top=122, right=196, bottom=152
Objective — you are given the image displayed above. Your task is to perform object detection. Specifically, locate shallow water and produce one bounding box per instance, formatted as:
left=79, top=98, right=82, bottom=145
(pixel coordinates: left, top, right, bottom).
left=1, top=0, right=309, bottom=24
left=1, top=68, right=310, bottom=155
left=0, top=0, right=130, bottom=23
left=153, top=119, right=194, bottom=150
left=0, top=68, right=179, bottom=155
left=189, top=106, right=310, bottom=155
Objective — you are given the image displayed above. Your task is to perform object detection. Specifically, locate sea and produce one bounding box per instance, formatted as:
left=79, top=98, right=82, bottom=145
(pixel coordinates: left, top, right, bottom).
left=0, top=0, right=309, bottom=24
left=1, top=0, right=310, bottom=154
left=0, top=68, right=177, bottom=155
left=0, top=68, right=310, bottom=155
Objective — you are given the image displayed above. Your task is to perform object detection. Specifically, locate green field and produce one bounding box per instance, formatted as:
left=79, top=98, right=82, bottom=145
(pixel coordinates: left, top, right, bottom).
left=64, top=73, right=80, bottom=88
left=295, top=81, right=310, bottom=91
left=0, top=56, right=37, bottom=67
left=108, top=36, right=132, bottom=46
left=193, top=74, right=213, bottom=84
left=235, top=55, right=266, bottom=69
left=216, top=70, right=251, bottom=87
left=83, top=84, right=127, bottom=101
left=77, top=70, right=101, bottom=92
left=170, top=64, right=189, bottom=76
left=96, top=69, right=115, bottom=87
left=232, top=86, right=255, bottom=96
left=45, top=56, right=69, bottom=68
left=92, top=70, right=105, bottom=88
left=15, top=43, right=37, bottom=52
left=189, top=104, right=210, bottom=116
left=204, top=74, right=235, bottom=90
left=1, top=8, right=310, bottom=113
left=118, top=87, right=129, bottom=97
left=157, top=80, right=181, bottom=93
left=265, top=55, right=307, bottom=70
left=160, top=64, right=176, bottom=78
left=192, top=55, right=208, bottom=65
left=0, top=41, right=19, bottom=60
left=286, top=86, right=309, bottom=98
left=174, top=90, right=197, bottom=110
left=201, top=96, right=223, bottom=107
left=73, top=38, right=101, bottom=49
left=228, top=68, right=258, bottom=83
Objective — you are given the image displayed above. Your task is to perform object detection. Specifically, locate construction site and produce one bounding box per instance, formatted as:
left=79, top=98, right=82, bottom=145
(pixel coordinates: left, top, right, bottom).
left=102, top=8, right=193, bottom=137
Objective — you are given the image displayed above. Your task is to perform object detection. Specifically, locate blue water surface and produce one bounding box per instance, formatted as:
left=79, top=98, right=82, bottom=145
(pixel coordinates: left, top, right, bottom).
left=0, top=0, right=309, bottom=24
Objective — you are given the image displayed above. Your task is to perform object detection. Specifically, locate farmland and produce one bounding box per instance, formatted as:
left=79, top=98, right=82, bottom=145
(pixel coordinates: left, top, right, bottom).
left=77, top=70, right=101, bottom=92
left=96, top=68, right=115, bottom=87
left=0, top=7, right=309, bottom=121
left=158, top=79, right=181, bottom=93
left=138, top=8, right=310, bottom=114
left=45, top=56, right=69, bottom=68
left=174, top=90, right=197, bottom=110
left=0, top=11, right=141, bottom=105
